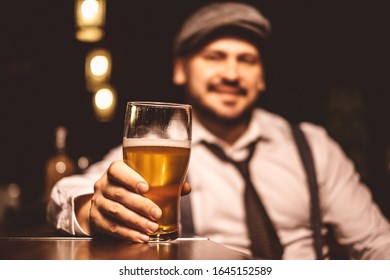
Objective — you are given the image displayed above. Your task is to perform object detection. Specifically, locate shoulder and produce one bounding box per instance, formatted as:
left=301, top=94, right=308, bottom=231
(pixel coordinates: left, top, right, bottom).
left=253, top=108, right=329, bottom=142
left=255, top=108, right=331, bottom=142
left=254, top=108, right=343, bottom=167
left=298, top=122, right=354, bottom=186
left=298, top=122, right=339, bottom=156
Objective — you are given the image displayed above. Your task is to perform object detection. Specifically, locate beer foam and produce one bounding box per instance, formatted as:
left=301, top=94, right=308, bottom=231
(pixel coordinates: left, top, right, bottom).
left=123, top=138, right=190, bottom=148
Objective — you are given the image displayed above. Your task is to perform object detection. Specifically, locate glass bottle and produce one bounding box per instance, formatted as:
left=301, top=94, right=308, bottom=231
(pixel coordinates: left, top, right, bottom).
left=44, top=126, right=76, bottom=202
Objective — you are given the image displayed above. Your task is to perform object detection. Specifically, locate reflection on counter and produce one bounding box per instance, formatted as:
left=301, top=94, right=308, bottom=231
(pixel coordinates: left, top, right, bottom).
left=0, top=237, right=251, bottom=260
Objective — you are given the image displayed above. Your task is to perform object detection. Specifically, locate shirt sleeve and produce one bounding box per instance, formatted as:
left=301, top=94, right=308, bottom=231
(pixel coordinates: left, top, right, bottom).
left=46, top=145, right=122, bottom=236
left=302, top=123, right=390, bottom=259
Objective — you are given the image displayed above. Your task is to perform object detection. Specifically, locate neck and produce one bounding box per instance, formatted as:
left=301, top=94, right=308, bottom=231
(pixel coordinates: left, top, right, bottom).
left=195, top=112, right=250, bottom=145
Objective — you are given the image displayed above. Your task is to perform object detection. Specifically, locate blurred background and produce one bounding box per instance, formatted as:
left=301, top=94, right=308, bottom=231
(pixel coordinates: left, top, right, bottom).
left=0, top=0, right=389, bottom=233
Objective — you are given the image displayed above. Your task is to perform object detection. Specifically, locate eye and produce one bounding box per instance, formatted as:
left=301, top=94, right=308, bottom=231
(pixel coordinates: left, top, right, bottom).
left=239, top=54, right=259, bottom=65
left=203, top=52, right=224, bottom=61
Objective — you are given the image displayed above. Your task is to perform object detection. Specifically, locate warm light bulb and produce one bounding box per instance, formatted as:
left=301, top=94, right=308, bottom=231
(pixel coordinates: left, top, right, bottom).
left=75, top=0, right=106, bottom=42
left=95, top=88, right=114, bottom=110
left=81, top=0, right=100, bottom=20
left=90, top=55, right=109, bottom=76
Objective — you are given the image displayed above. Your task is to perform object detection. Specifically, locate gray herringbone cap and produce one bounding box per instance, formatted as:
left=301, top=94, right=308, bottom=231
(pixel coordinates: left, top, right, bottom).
left=173, top=2, right=271, bottom=56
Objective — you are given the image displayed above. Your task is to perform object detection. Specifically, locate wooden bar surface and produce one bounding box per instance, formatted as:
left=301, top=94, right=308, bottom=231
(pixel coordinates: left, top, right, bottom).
left=0, top=236, right=250, bottom=260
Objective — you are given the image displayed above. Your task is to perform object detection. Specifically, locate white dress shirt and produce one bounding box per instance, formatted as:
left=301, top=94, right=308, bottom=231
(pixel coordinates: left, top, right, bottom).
left=47, top=108, right=390, bottom=259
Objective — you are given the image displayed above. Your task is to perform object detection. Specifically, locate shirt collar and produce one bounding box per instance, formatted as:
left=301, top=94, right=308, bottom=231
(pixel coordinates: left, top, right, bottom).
left=192, top=108, right=271, bottom=150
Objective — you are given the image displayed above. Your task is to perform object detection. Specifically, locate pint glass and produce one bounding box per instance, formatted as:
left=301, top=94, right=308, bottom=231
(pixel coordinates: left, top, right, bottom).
left=123, top=101, right=192, bottom=241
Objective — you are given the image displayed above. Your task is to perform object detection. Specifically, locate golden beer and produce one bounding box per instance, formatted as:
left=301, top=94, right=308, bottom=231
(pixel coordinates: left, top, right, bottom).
left=123, top=138, right=190, bottom=241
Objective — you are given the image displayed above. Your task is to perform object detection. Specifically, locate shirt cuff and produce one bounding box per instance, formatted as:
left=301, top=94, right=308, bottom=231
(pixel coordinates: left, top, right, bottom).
left=70, top=190, right=93, bottom=236
left=72, top=210, right=90, bottom=236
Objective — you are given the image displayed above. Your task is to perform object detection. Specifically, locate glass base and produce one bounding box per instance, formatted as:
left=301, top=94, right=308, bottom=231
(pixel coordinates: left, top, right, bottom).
left=149, top=231, right=179, bottom=242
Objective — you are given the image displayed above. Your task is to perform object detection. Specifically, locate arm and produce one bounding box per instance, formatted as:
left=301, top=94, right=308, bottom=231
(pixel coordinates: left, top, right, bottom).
left=74, top=194, right=93, bottom=235
left=47, top=146, right=191, bottom=242
left=302, top=123, right=390, bottom=259
left=47, top=145, right=161, bottom=241
left=73, top=160, right=162, bottom=242
left=47, top=146, right=122, bottom=236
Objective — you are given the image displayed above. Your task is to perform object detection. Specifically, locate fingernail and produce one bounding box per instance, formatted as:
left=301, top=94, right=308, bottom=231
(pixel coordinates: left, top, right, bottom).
left=151, top=207, right=162, bottom=220
left=139, top=233, right=150, bottom=243
left=136, top=182, right=148, bottom=193
left=147, top=221, right=159, bottom=233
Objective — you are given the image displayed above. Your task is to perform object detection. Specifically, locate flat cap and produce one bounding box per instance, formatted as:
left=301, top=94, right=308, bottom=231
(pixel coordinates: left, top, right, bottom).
left=173, top=2, right=271, bottom=56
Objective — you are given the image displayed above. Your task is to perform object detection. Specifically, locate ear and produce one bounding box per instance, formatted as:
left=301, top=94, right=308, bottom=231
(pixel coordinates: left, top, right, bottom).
left=172, top=58, right=187, bottom=85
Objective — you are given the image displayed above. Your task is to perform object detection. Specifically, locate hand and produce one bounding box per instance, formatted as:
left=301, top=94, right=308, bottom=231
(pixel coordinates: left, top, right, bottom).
left=75, top=160, right=191, bottom=243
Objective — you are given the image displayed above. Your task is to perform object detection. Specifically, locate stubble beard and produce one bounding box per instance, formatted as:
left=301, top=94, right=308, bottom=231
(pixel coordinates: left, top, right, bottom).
left=187, top=93, right=255, bottom=127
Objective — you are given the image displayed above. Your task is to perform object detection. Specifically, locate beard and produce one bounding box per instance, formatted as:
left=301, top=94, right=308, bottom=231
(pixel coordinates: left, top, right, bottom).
left=186, top=90, right=256, bottom=127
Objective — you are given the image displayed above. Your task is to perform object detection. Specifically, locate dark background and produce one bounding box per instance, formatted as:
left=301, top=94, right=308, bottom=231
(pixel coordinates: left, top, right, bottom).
left=0, top=0, right=389, bottom=229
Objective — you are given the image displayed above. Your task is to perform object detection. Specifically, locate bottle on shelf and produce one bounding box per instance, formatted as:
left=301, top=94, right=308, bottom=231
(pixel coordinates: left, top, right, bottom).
left=44, top=126, right=76, bottom=203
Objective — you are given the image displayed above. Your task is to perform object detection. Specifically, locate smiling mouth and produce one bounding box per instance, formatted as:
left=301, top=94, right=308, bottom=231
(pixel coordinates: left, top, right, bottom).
left=208, top=85, right=247, bottom=96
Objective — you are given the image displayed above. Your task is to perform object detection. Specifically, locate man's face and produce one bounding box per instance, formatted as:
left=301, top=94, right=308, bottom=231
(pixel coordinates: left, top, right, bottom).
left=173, top=36, right=265, bottom=124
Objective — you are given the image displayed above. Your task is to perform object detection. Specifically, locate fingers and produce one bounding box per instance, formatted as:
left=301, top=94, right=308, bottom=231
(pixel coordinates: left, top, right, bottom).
left=106, top=161, right=149, bottom=194
left=90, top=161, right=163, bottom=242
left=89, top=160, right=190, bottom=243
left=99, top=181, right=161, bottom=221
left=89, top=194, right=158, bottom=242
left=181, top=182, right=191, bottom=196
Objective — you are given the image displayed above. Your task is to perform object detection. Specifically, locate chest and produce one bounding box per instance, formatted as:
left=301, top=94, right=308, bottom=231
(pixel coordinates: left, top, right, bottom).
left=187, top=143, right=313, bottom=229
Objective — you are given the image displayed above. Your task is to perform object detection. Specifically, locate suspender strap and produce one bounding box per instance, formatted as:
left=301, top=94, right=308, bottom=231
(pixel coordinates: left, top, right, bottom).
left=290, top=123, right=324, bottom=260
left=181, top=123, right=324, bottom=259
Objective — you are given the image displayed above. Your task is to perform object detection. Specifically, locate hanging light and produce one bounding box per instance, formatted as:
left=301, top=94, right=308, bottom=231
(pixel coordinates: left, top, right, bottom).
left=85, top=48, right=112, bottom=91
left=92, top=85, right=117, bottom=122
left=75, top=0, right=106, bottom=43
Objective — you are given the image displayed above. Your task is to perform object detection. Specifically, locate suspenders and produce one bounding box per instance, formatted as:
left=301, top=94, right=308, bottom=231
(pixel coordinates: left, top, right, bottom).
left=180, top=122, right=324, bottom=259
left=290, top=123, right=324, bottom=260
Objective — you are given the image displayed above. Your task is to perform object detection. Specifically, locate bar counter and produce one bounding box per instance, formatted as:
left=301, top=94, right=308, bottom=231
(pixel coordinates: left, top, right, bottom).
left=0, top=235, right=250, bottom=260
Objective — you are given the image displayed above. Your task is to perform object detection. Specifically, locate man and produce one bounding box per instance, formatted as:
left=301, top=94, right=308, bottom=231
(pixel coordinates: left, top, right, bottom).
left=47, top=2, right=390, bottom=259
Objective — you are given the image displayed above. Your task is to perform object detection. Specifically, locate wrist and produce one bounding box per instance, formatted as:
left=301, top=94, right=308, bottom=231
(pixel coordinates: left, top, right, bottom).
left=74, top=194, right=93, bottom=235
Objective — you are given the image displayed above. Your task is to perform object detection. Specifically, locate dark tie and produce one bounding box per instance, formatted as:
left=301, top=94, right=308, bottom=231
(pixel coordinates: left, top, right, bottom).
left=201, top=139, right=283, bottom=259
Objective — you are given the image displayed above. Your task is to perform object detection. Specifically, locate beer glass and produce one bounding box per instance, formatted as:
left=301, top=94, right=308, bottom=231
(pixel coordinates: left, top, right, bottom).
left=123, top=101, right=192, bottom=241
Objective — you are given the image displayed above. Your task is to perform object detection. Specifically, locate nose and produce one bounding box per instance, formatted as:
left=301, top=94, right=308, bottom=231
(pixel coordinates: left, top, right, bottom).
left=221, top=59, right=239, bottom=81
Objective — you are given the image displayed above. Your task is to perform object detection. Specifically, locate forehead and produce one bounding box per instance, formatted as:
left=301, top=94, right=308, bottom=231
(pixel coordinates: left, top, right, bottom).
left=198, top=36, right=260, bottom=56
